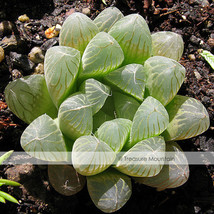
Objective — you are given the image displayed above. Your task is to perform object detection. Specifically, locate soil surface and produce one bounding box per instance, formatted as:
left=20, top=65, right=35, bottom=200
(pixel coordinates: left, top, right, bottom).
left=0, top=0, right=214, bottom=213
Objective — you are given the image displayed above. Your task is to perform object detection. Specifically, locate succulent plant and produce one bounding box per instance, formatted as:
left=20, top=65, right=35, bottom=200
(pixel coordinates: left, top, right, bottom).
left=4, top=7, right=210, bottom=213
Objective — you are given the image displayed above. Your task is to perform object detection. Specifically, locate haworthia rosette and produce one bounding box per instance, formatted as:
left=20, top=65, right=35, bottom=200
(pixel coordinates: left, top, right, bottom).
left=109, top=14, right=152, bottom=65
left=144, top=56, right=186, bottom=106
left=162, top=95, right=210, bottom=141
left=44, top=46, right=81, bottom=108
left=59, top=12, right=99, bottom=55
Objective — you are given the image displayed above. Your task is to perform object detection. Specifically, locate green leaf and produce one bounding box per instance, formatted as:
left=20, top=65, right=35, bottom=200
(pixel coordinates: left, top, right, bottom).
left=116, top=136, right=165, bottom=176
left=87, top=168, right=132, bottom=213
left=113, top=92, right=140, bottom=121
left=48, top=165, right=86, bottom=196
left=0, top=150, right=13, bottom=165
left=4, top=74, right=58, bottom=124
left=152, top=31, right=184, bottom=61
left=96, top=118, right=132, bottom=152
left=72, top=135, right=116, bottom=176
left=104, top=64, right=146, bottom=101
left=144, top=56, right=186, bottom=106
left=108, top=14, right=152, bottom=65
left=100, top=95, right=115, bottom=118
left=93, top=7, right=124, bottom=32
left=58, top=93, right=93, bottom=141
left=200, top=50, right=214, bottom=70
left=59, top=12, right=99, bottom=55
left=0, top=179, right=20, bottom=187
left=44, top=46, right=81, bottom=108
left=80, top=78, right=111, bottom=115
left=21, top=114, right=68, bottom=162
left=0, top=196, right=6, bottom=203
left=162, top=95, right=210, bottom=141
left=0, top=191, right=19, bottom=204
left=130, top=96, right=169, bottom=146
left=93, top=110, right=114, bottom=132
left=80, top=32, right=124, bottom=81
left=135, top=141, right=189, bottom=191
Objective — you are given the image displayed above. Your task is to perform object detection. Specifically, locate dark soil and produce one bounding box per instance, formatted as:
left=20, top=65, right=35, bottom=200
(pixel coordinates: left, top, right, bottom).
left=0, top=0, right=213, bottom=213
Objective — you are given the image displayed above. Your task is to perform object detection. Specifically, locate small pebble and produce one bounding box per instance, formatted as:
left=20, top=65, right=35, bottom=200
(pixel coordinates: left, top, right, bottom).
left=193, top=70, right=202, bottom=80
left=202, top=96, right=210, bottom=104
left=0, top=46, right=4, bottom=63
left=34, top=63, right=44, bottom=74
left=18, top=14, right=30, bottom=22
left=40, top=38, right=58, bottom=52
left=207, top=21, right=213, bottom=28
left=45, top=26, right=60, bottom=39
left=82, top=7, right=91, bottom=16
left=188, top=54, right=196, bottom=61
left=207, top=38, right=214, bottom=48
left=11, top=69, right=22, bottom=80
left=28, top=47, right=44, bottom=63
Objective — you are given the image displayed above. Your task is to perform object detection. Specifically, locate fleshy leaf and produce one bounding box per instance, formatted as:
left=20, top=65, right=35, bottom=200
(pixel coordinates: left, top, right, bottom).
left=116, top=136, right=165, bottom=176
left=80, top=78, right=111, bottom=115
left=144, top=56, right=186, bottom=106
left=44, top=46, right=81, bottom=108
left=0, top=179, right=20, bottom=187
left=0, top=196, right=5, bottom=203
left=200, top=50, right=214, bottom=70
left=108, top=14, right=152, bottom=65
left=96, top=118, right=132, bottom=152
left=0, top=191, right=19, bottom=204
left=58, top=93, right=93, bottom=141
left=59, top=12, right=99, bottom=55
left=104, top=64, right=146, bottom=101
left=135, top=142, right=189, bottom=191
left=72, top=135, right=116, bottom=176
left=162, top=95, right=210, bottom=141
left=93, top=110, right=114, bottom=132
left=21, top=114, right=68, bottom=162
left=93, top=7, right=124, bottom=32
left=48, top=165, right=86, bottom=196
left=100, top=95, right=115, bottom=118
left=4, top=74, right=57, bottom=124
left=130, top=96, right=169, bottom=146
left=113, top=92, right=140, bottom=121
left=87, top=168, right=132, bottom=213
left=80, top=32, right=124, bottom=81
left=152, top=31, right=184, bottom=61
left=0, top=150, right=13, bottom=165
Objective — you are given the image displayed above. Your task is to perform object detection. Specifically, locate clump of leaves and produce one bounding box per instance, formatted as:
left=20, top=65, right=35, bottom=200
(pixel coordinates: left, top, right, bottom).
left=0, top=151, right=20, bottom=204
left=4, top=7, right=210, bottom=213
